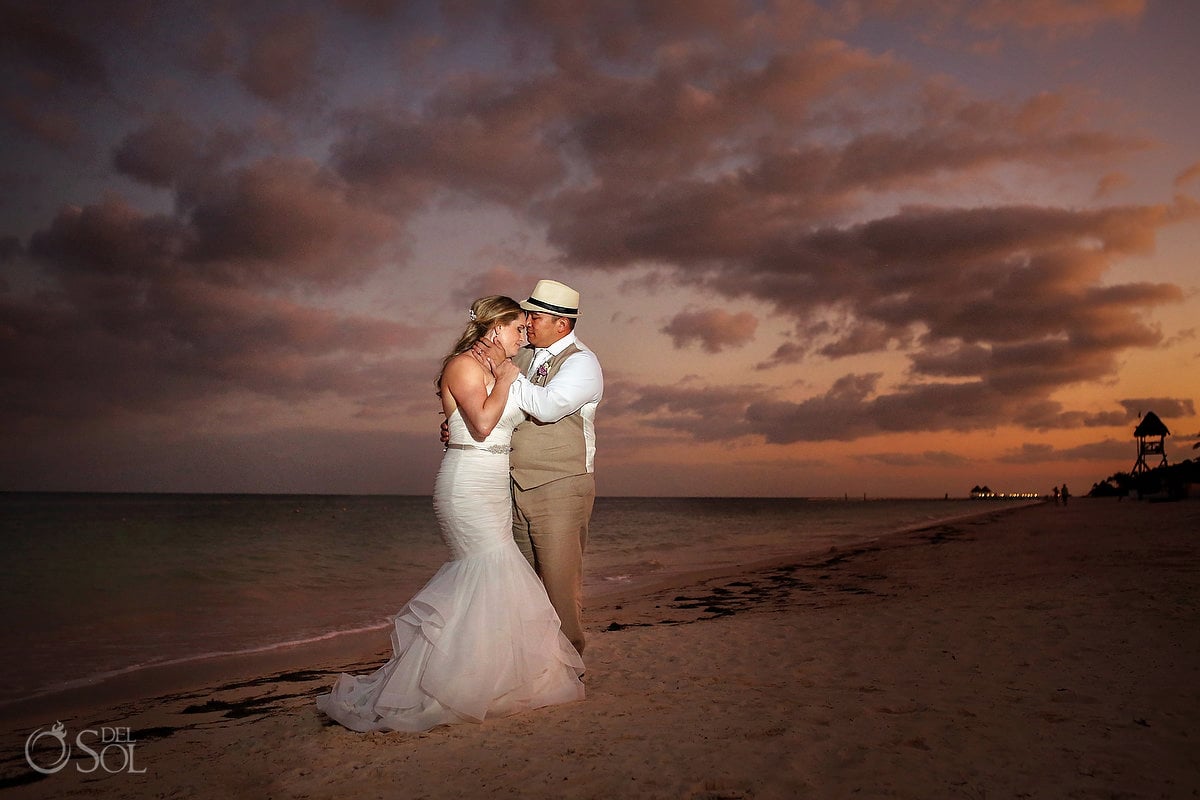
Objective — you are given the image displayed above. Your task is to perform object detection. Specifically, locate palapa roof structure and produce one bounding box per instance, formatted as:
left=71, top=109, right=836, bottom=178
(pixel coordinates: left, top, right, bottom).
left=1133, top=411, right=1170, bottom=438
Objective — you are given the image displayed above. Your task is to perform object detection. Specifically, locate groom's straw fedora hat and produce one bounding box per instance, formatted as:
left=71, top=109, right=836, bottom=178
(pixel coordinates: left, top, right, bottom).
left=520, top=279, right=580, bottom=318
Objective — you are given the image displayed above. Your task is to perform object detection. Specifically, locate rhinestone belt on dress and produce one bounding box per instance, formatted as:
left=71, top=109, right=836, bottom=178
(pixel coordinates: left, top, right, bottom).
left=444, top=443, right=512, bottom=454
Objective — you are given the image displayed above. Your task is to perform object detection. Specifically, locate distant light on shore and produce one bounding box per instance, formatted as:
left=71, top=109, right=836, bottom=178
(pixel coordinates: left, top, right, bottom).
left=969, top=491, right=1042, bottom=499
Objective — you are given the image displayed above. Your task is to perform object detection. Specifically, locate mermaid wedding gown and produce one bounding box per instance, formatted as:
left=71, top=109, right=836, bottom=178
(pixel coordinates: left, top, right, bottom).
left=316, top=383, right=585, bottom=732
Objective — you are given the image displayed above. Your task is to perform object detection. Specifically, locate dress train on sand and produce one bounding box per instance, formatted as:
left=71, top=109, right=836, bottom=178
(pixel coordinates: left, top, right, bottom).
left=316, top=382, right=584, bottom=732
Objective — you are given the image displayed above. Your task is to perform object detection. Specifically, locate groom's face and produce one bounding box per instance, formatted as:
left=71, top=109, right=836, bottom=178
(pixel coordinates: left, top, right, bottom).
left=525, top=312, right=570, bottom=348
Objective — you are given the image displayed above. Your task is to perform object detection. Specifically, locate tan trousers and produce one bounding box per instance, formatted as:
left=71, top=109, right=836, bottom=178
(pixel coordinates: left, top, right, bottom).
left=511, top=473, right=594, bottom=655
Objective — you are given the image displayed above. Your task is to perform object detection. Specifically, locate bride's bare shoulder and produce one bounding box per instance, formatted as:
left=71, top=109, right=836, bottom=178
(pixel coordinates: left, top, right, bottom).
left=441, top=352, right=485, bottom=384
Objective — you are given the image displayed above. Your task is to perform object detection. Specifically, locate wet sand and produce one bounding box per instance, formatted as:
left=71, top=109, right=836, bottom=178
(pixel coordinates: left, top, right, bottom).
left=2, top=498, right=1197, bottom=799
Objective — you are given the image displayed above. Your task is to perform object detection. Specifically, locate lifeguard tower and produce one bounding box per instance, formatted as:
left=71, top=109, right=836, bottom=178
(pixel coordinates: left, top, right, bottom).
left=1131, top=411, right=1169, bottom=476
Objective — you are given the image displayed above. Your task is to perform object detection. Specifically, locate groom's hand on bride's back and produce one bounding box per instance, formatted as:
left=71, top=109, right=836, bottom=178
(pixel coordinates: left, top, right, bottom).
left=440, top=418, right=450, bottom=445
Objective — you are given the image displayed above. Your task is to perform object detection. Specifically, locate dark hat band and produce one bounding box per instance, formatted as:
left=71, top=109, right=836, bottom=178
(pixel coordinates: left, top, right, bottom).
left=525, top=296, right=578, bottom=315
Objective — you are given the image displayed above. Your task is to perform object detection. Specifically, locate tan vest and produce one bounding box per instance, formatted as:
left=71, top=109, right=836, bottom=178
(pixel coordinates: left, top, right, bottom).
left=510, top=344, right=587, bottom=490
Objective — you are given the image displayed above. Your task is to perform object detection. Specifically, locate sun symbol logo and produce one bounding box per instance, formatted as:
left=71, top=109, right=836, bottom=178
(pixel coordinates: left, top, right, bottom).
left=25, top=721, right=71, bottom=775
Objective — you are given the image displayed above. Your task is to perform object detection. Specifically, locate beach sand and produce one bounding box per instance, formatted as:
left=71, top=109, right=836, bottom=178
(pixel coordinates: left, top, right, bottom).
left=2, top=498, right=1197, bottom=799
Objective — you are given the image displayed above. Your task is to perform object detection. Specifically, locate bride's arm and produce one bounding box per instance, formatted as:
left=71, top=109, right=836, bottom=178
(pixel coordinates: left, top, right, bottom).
left=441, top=354, right=518, bottom=438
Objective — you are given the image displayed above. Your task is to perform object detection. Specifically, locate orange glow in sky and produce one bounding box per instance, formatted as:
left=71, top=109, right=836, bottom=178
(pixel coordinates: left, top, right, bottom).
left=1, top=0, right=1197, bottom=497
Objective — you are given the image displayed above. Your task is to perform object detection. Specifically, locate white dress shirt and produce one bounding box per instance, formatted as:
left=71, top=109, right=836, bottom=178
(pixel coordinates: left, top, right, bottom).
left=512, top=333, right=603, bottom=471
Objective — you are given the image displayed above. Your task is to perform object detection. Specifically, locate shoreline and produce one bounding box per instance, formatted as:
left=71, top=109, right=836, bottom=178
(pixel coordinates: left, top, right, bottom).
left=0, top=499, right=1037, bottom=729
left=1, top=501, right=1029, bottom=739
left=4, top=497, right=1196, bottom=798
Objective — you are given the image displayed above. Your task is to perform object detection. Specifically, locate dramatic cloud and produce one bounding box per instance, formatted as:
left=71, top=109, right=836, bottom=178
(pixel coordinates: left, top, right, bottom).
left=0, top=3, right=110, bottom=152
left=0, top=95, right=80, bottom=150
left=237, top=11, right=321, bottom=102
left=0, top=0, right=1195, bottom=494
left=600, top=376, right=761, bottom=443
left=4, top=183, right=418, bottom=436
left=608, top=379, right=1195, bottom=447
left=0, top=4, right=110, bottom=90
left=1117, top=398, right=1197, bottom=421
left=186, top=157, right=400, bottom=283
left=113, top=114, right=225, bottom=189
left=0, top=266, right=421, bottom=426
left=661, top=308, right=758, bottom=353
left=331, top=87, right=568, bottom=207
left=997, top=439, right=1132, bottom=464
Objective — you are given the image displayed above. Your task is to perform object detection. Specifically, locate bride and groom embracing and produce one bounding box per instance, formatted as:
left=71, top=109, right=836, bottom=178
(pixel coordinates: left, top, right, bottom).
left=317, top=280, right=604, bottom=733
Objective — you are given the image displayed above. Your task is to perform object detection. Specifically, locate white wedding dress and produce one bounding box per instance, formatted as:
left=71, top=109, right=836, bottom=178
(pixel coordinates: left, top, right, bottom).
left=316, top=382, right=585, bottom=732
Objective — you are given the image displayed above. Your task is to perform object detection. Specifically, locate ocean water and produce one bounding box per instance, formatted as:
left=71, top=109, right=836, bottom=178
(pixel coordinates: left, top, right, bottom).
left=0, top=493, right=1035, bottom=707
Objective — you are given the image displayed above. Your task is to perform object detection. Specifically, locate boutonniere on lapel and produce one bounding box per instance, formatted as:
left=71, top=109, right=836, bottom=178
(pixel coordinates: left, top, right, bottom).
left=534, top=362, right=549, bottom=384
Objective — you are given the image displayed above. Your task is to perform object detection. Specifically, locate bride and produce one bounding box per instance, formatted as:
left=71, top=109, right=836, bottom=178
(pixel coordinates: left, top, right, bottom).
left=316, top=296, right=585, bottom=732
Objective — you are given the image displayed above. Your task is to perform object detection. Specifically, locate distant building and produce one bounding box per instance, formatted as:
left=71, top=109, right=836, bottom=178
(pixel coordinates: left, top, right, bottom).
left=1131, top=411, right=1170, bottom=476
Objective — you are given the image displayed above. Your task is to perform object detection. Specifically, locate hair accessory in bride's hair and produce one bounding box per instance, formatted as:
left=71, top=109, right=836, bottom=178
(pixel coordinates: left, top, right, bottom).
left=468, top=309, right=477, bottom=321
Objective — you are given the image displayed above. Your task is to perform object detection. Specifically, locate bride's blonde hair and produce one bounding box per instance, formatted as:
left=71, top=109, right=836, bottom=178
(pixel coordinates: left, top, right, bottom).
left=437, top=295, right=524, bottom=385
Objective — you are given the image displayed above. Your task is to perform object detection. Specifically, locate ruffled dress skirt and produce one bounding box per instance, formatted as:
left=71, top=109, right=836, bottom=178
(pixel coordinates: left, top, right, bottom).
left=316, top=435, right=584, bottom=732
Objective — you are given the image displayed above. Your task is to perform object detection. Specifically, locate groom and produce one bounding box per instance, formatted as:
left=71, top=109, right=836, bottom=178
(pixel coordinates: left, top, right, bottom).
left=476, top=280, right=603, bottom=655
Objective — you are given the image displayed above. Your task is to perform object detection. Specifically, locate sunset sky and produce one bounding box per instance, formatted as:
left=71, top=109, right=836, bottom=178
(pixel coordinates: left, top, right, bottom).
left=2, top=0, right=1197, bottom=498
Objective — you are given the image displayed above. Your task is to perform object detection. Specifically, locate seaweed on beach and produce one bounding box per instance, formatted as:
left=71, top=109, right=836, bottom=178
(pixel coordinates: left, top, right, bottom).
left=600, top=532, right=971, bottom=632
left=604, top=621, right=652, bottom=631
left=181, top=688, right=314, bottom=720
left=916, top=524, right=967, bottom=544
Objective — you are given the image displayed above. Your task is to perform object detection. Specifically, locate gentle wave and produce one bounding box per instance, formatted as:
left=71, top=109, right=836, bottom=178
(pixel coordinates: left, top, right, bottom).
left=0, top=622, right=394, bottom=711
left=0, top=493, right=1038, bottom=706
